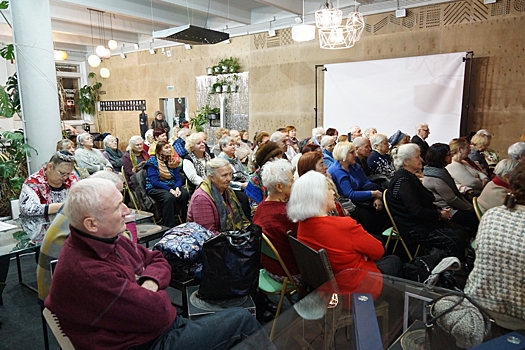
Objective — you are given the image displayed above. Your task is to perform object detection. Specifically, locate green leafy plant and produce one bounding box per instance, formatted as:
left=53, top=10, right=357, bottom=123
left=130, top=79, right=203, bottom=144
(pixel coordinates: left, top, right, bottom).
left=0, top=130, right=37, bottom=216
left=77, top=72, right=102, bottom=116
left=190, top=106, right=211, bottom=132
left=0, top=72, right=19, bottom=118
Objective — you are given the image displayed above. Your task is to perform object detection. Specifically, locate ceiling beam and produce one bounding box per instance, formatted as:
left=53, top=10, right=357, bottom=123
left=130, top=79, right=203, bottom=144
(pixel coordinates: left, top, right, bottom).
left=157, top=0, right=252, bottom=25
left=254, top=0, right=301, bottom=15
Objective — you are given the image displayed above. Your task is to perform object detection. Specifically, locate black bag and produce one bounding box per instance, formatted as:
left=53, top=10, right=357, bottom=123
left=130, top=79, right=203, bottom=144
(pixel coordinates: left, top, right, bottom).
left=198, top=224, right=262, bottom=300
left=403, top=251, right=446, bottom=283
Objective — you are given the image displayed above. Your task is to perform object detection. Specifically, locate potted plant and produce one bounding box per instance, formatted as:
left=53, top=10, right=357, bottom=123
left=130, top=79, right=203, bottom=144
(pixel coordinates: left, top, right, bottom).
left=229, top=57, right=240, bottom=73
left=77, top=72, right=102, bottom=116
left=206, top=67, right=213, bottom=75
left=190, top=106, right=211, bottom=132
left=212, top=82, right=222, bottom=94
left=209, top=107, right=220, bottom=120
left=0, top=131, right=37, bottom=217
left=231, top=74, right=240, bottom=93
left=213, top=65, right=222, bottom=75
left=0, top=72, right=20, bottom=118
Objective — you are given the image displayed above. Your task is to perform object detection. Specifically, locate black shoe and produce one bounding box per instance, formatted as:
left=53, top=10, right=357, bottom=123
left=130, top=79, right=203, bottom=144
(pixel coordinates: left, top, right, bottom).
left=256, top=309, right=274, bottom=323
left=261, top=294, right=278, bottom=314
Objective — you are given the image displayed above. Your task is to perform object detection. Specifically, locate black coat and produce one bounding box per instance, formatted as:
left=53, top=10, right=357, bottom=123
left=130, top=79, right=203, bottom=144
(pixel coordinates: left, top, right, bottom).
left=411, top=135, right=429, bottom=161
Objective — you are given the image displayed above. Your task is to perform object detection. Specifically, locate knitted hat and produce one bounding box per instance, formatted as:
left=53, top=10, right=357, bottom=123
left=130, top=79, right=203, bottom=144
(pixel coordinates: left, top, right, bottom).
left=154, top=110, right=163, bottom=118
left=256, top=141, right=283, bottom=167
left=389, top=130, right=406, bottom=147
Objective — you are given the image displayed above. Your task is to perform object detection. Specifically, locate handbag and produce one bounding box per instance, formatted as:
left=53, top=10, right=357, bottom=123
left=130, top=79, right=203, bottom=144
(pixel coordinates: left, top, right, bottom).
left=197, top=224, right=262, bottom=300
left=426, top=292, right=493, bottom=349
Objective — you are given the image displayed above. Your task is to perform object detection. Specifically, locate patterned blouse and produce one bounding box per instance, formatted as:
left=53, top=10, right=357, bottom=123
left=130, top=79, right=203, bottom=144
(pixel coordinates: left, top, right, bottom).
left=367, top=150, right=395, bottom=179
left=19, top=167, right=77, bottom=216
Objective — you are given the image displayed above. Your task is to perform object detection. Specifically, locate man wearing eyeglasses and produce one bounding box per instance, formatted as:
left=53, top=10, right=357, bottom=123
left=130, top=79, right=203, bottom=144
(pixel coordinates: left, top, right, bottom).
left=411, top=122, right=431, bottom=161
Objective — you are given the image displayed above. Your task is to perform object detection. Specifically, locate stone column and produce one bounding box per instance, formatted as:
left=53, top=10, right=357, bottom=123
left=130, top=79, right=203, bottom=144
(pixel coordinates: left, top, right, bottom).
left=11, top=0, right=62, bottom=172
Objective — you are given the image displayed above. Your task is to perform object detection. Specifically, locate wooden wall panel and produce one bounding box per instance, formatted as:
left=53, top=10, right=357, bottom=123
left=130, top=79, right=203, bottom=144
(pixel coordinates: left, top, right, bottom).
left=99, top=0, right=524, bottom=156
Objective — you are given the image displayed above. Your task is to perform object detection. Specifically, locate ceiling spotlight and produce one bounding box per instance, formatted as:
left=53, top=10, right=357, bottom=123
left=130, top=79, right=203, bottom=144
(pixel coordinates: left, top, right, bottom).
left=120, top=45, right=126, bottom=58
left=149, top=48, right=156, bottom=54
left=224, top=39, right=231, bottom=44
left=134, top=43, right=139, bottom=50
left=295, top=17, right=303, bottom=24
left=184, top=44, right=192, bottom=50
left=161, top=47, right=165, bottom=55
left=268, top=29, right=276, bottom=37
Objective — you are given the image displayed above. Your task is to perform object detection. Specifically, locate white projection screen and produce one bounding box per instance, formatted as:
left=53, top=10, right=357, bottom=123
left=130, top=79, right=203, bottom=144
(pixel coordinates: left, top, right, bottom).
left=323, top=52, right=466, bottom=145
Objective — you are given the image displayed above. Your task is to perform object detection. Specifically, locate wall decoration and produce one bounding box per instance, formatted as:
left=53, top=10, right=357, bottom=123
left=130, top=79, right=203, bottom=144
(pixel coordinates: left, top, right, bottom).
left=99, top=100, right=146, bottom=111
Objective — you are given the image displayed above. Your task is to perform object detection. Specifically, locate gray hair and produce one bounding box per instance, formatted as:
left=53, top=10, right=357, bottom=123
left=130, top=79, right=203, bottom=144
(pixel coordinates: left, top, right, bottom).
left=475, top=129, right=492, bottom=137
left=103, top=135, right=117, bottom=148
left=287, top=171, right=328, bottom=222
left=76, top=133, right=92, bottom=147
left=391, top=143, right=420, bottom=170
left=145, top=129, right=154, bottom=142
left=349, top=125, right=361, bottom=134
left=185, top=133, right=203, bottom=153
left=261, top=159, right=293, bottom=195
left=178, top=128, right=191, bottom=138
left=90, top=170, right=124, bottom=188
left=206, top=157, right=230, bottom=177
left=363, top=128, right=377, bottom=139
left=64, top=178, right=118, bottom=230
left=311, top=127, right=325, bottom=140
left=332, top=141, right=355, bottom=161
left=127, top=135, right=144, bottom=151
left=219, top=136, right=234, bottom=150
left=370, top=133, right=388, bottom=149
left=415, top=123, right=428, bottom=132
left=494, top=159, right=519, bottom=178
left=269, top=131, right=285, bottom=143
left=320, top=135, right=335, bottom=148
left=508, top=142, right=525, bottom=160
left=352, top=136, right=369, bottom=148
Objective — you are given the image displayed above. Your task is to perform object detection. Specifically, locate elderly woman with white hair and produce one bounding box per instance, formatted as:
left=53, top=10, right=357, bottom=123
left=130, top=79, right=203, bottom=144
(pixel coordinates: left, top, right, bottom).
left=102, top=135, right=124, bottom=173
left=320, top=135, right=336, bottom=168
left=182, top=133, right=211, bottom=194
left=75, top=133, right=113, bottom=174
left=187, top=158, right=250, bottom=234
left=386, top=144, right=468, bottom=259
left=288, top=171, right=402, bottom=298
left=508, top=142, right=525, bottom=161
left=253, top=159, right=299, bottom=282
left=477, top=158, right=520, bottom=214
left=468, top=131, right=492, bottom=174
left=367, top=133, right=395, bottom=180
left=122, top=135, right=150, bottom=190
left=311, top=127, right=325, bottom=145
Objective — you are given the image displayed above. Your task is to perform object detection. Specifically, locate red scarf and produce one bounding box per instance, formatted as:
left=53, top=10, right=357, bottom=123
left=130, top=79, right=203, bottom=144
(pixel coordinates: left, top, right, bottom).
left=492, top=176, right=510, bottom=189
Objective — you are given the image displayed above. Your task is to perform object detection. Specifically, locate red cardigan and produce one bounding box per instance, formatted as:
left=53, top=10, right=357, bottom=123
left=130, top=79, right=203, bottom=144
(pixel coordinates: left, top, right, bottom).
left=253, top=200, right=300, bottom=277
left=298, top=216, right=384, bottom=299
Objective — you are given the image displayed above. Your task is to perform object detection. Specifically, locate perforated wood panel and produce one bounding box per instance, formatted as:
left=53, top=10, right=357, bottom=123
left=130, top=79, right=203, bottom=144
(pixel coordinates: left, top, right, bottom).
left=98, top=0, right=524, bottom=155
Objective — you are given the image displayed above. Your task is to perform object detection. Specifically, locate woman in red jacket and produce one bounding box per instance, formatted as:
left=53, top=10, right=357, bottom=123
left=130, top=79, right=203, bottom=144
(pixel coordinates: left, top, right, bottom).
left=287, top=170, right=401, bottom=298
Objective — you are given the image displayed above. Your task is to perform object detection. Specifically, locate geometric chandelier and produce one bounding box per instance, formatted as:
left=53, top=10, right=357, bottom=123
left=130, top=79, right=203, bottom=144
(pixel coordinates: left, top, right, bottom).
left=316, top=1, right=366, bottom=50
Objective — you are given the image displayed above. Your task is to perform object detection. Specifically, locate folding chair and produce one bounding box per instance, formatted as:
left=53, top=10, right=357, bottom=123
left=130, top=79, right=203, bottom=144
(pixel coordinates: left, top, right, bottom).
left=42, top=308, right=75, bottom=350
left=121, top=166, right=140, bottom=211
left=382, top=189, right=420, bottom=260
left=259, top=233, right=299, bottom=340
left=472, top=196, right=483, bottom=221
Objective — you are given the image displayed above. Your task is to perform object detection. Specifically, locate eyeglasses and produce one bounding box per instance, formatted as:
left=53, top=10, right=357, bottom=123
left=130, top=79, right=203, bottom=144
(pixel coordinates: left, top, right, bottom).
left=422, top=129, right=430, bottom=132
left=55, top=169, right=71, bottom=178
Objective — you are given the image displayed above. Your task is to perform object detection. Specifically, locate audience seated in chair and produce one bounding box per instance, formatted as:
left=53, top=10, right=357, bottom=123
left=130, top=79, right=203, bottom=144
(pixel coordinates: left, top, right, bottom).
left=464, top=161, right=525, bottom=330
left=144, top=141, right=189, bottom=227
left=422, top=143, right=479, bottom=234
left=446, top=138, right=489, bottom=196
left=182, top=133, right=211, bottom=195
left=477, top=159, right=519, bottom=214
left=75, top=133, right=113, bottom=174
left=45, top=177, right=266, bottom=349
left=102, top=135, right=123, bottom=173
left=122, top=135, right=150, bottom=191
left=386, top=144, right=468, bottom=260
left=253, top=159, right=300, bottom=283
left=287, top=170, right=402, bottom=299
left=187, top=158, right=250, bottom=234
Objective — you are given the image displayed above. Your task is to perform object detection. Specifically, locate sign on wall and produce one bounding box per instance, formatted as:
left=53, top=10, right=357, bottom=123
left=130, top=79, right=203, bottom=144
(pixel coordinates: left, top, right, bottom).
left=99, top=100, right=146, bottom=111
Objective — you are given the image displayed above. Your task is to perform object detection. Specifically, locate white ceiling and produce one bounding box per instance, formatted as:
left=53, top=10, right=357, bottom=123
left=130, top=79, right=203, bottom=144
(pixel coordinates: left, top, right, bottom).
left=0, top=0, right=459, bottom=58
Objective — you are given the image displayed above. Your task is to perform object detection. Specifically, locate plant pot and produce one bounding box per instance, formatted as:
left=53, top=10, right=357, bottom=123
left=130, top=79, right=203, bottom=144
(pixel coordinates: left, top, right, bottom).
left=229, top=66, right=235, bottom=73
left=232, top=85, right=239, bottom=93
left=222, top=84, right=229, bottom=92
left=214, top=66, right=221, bottom=74
left=208, top=86, right=214, bottom=94
left=10, top=199, right=19, bottom=220
left=215, top=86, right=222, bottom=93
left=207, top=67, right=213, bottom=75
left=209, top=113, right=218, bottom=120
left=222, top=65, right=228, bottom=72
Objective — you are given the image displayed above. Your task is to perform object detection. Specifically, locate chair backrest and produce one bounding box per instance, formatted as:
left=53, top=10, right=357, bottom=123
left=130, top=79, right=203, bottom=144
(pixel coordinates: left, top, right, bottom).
left=261, top=233, right=299, bottom=290
left=383, top=189, right=401, bottom=234
left=121, top=166, right=140, bottom=210
left=130, top=169, right=155, bottom=212
left=287, top=234, right=337, bottom=292
left=472, top=196, right=483, bottom=221
left=42, top=308, right=75, bottom=350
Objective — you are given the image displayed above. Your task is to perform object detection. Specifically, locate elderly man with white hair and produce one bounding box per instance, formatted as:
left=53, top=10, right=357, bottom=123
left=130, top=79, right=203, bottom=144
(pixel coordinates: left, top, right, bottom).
left=347, top=125, right=362, bottom=142
left=353, top=136, right=372, bottom=176
left=45, top=178, right=265, bottom=349
left=173, top=127, right=192, bottom=158
left=270, top=130, right=296, bottom=160
left=508, top=142, right=525, bottom=161
left=411, top=123, right=430, bottom=161
left=477, top=158, right=520, bottom=214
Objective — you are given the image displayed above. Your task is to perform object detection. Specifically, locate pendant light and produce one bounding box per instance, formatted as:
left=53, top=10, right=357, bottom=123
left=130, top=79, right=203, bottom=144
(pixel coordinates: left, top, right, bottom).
left=292, top=0, right=316, bottom=42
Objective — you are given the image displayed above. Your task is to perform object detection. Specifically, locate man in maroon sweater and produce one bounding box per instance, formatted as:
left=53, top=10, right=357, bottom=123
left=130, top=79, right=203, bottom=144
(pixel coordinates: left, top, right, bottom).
left=45, top=178, right=266, bottom=350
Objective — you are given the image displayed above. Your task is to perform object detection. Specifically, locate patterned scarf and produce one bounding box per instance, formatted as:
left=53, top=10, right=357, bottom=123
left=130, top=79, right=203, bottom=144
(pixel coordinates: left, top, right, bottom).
left=423, top=166, right=464, bottom=199
left=158, top=153, right=178, bottom=181
left=130, top=150, right=150, bottom=168
left=200, top=178, right=247, bottom=232
left=188, top=152, right=210, bottom=179
left=104, top=147, right=124, bottom=168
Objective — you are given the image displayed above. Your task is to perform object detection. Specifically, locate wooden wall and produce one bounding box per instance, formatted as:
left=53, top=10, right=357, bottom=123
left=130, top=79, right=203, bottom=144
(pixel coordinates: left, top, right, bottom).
left=97, top=0, right=525, bottom=156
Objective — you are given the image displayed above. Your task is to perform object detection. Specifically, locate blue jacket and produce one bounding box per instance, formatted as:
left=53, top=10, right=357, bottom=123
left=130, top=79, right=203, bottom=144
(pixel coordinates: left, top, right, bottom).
left=173, top=138, right=188, bottom=158
left=144, top=156, right=182, bottom=193
left=322, top=149, right=336, bottom=169
left=328, top=161, right=379, bottom=202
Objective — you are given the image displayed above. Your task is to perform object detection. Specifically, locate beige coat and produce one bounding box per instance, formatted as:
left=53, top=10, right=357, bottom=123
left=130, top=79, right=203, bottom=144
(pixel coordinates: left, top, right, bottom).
left=477, top=180, right=508, bottom=214
left=422, top=176, right=473, bottom=215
